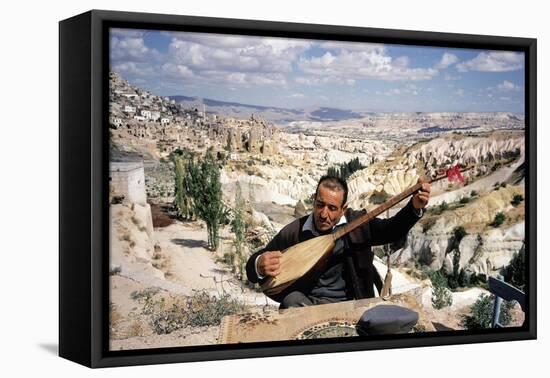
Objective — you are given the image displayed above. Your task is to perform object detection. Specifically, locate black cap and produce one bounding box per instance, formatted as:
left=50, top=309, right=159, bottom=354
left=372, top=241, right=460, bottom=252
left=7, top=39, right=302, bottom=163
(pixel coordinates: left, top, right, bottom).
left=357, top=305, right=419, bottom=335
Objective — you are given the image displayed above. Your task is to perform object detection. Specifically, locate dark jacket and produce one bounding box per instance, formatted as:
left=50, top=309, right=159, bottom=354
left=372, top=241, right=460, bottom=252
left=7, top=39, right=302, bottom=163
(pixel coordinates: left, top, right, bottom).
left=245, top=199, right=422, bottom=300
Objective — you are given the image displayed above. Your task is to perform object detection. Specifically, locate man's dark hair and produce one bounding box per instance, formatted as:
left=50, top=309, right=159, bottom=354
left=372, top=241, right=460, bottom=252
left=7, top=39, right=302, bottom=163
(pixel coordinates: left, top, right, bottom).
left=314, top=175, right=349, bottom=207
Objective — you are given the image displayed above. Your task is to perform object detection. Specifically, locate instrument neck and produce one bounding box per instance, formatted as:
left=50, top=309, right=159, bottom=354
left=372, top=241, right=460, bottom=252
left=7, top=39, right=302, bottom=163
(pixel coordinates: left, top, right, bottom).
left=332, top=181, right=424, bottom=240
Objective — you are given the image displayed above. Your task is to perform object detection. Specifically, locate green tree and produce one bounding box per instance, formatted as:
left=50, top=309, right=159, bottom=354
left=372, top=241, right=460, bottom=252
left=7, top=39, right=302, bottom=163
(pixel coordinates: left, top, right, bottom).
left=490, top=211, right=506, bottom=227
left=173, top=153, right=195, bottom=220
left=327, top=157, right=365, bottom=181
left=511, top=194, right=524, bottom=207
left=230, top=182, right=248, bottom=275
left=461, top=294, right=514, bottom=330
left=183, top=150, right=228, bottom=251
left=431, top=270, right=453, bottom=309
left=502, top=244, right=525, bottom=291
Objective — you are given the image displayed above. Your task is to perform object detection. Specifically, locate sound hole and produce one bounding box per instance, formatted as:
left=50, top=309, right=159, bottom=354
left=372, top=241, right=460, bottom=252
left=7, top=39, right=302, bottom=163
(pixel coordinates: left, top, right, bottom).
left=294, top=320, right=360, bottom=339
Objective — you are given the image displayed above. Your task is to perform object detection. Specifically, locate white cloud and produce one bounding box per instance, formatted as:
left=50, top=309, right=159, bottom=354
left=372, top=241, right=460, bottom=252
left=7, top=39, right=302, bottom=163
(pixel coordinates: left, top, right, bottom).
left=393, top=56, right=410, bottom=68
left=161, top=63, right=195, bottom=79
left=444, top=74, right=461, bottom=81
left=385, top=88, right=401, bottom=95
left=110, top=36, right=161, bottom=62
left=295, top=76, right=339, bottom=85
left=154, top=33, right=312, bottom=88
left=497, top=80, right=521, bottom=92
left=456, top=51, right=524, bottom=72
left=455, top=88, right=465, bottom=97
left=435, top=53, right=458, bottom=69
left=111, top=62, right=156, bottom=77
left=297, top=48, right=438, bottom=82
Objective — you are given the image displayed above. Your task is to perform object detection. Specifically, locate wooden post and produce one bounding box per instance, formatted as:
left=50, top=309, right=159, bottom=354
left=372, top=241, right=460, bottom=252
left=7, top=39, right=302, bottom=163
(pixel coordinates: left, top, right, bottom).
left=491, top=275, right=504, bottom=328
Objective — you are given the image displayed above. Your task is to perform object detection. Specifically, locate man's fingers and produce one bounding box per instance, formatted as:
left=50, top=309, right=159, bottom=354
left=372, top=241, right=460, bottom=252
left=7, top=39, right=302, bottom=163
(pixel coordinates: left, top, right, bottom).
left=417, top=195, right=429, bottom=203
left=266, top=267, right=281, bottom=277
left=259, top=251, right=283, bottom=277
left=265, top=251, right=282, bottom=260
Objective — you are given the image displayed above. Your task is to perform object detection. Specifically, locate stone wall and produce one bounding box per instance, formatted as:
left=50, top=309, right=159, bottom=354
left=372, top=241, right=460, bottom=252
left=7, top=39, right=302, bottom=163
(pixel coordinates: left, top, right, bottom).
left=110, top=162, right=147, bottom=204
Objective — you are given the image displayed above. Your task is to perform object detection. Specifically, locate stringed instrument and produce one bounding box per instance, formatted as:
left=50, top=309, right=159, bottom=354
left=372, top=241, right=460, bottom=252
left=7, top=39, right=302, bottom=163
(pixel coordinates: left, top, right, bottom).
left=260, top=166, right=471, bottom=302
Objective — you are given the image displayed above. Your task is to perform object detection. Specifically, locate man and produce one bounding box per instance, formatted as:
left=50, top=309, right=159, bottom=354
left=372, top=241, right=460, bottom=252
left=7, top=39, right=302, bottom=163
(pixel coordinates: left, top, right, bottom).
left=245, top=175, right=431, bottom=309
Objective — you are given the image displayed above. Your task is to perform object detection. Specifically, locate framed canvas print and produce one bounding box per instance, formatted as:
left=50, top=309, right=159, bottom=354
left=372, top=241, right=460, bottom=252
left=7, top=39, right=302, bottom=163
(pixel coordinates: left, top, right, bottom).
left=59, top=9, right=536, bottom=368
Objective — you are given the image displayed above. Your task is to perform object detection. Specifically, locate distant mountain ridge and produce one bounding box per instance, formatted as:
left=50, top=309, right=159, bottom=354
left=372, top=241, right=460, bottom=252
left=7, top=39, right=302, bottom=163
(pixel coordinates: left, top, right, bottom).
left=168, top=95, right=362, bottom=123
left=168, top=94, right=524, bottom=126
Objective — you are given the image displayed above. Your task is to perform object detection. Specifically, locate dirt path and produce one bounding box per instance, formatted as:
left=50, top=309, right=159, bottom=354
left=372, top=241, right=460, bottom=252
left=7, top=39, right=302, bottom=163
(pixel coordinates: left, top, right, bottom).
left=154, top=220, right=278, bottom=307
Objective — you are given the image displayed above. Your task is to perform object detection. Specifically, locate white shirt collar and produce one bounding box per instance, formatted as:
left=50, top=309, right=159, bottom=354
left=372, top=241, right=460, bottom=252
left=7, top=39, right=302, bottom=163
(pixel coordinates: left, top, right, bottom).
left=302, top=213, right=348, bottom=236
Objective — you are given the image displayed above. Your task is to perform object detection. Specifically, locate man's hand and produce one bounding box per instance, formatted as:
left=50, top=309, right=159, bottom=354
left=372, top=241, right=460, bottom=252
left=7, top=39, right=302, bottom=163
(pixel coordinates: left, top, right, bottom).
left=412, top=176, right=431, bottom=209
left=257, top=251, right=282, bottom=277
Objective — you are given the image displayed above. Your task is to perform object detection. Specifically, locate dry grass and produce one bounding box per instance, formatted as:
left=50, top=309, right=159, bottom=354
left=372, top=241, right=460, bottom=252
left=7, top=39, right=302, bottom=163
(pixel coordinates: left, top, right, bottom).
left=125, top=320, right=145, bottom=338
left=120, top=232, right=131, bottom=242
left=110, top=303, right=122, bottom=327
left=131, top=216, right=148, bottom=232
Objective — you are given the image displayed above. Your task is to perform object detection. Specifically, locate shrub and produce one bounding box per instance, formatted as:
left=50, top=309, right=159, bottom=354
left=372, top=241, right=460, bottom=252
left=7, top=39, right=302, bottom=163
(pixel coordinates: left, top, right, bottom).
left=501, top=248, right=525, bottom=291
left=470, top=190, right=478, bottom=197
left=126, top=320, right=145, bottom=337
left=453, top=226, right=467, bottom=245
left=459, top=197, right=470, bottom=204
left=130, top=287, right=161, bottom=302
left=461, top=294, right=514, bottom=330
left=432, top=285, right=453, bottom=309
left=430, top=270, right=448, bottom=288
left=490, top=212, right=506, bottom=227
left=184, top=292, right=247, bottom=327
left=422, top=217, right=437, bottom=233
left=149, top=302, right=186, bottom=335
left=511, top=194, right=524, bottom=207
left=136, top=290, right=247, bottom=335
left=431, top=271, right=453, bottom=309
left=111, top=195, right=125, bottom=205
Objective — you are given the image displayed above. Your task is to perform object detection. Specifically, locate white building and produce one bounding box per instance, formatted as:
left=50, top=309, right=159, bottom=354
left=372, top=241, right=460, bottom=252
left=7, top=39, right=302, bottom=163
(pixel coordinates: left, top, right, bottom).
left=151, top=111, right=161, bottom=121
left=124, top=105, right=136, bottom=113
left=109, top=162, right=147, bottom=205
left=161, top=117, right=171, bottom=125
left=110, top=117, right=123, bottom=128
left=141, top=110, right=152, bottom=119
left=133, top=115, right=146, bottom=121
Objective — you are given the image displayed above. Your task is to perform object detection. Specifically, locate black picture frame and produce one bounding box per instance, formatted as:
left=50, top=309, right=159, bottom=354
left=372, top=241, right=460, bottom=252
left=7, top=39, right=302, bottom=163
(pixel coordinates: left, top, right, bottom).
left=59, top=9, right=537, bottom=368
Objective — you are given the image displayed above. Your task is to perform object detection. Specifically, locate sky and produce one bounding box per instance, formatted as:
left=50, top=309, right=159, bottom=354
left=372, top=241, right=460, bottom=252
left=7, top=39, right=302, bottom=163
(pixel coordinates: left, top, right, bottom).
left=110, top=28, right=525, bottom=113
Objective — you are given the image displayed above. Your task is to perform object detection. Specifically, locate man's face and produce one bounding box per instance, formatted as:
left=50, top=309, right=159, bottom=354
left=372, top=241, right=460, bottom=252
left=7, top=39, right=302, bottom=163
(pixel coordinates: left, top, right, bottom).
left=313, top=185, right=347, bottom=233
